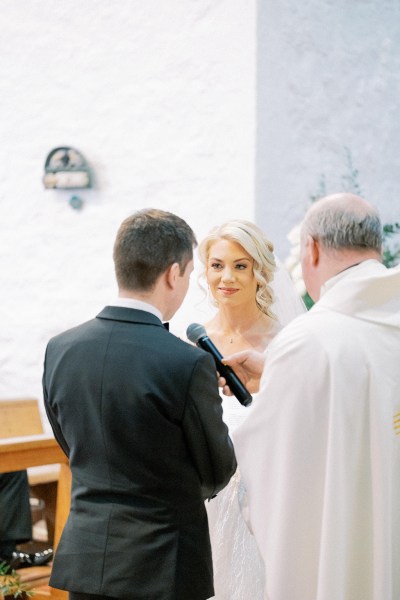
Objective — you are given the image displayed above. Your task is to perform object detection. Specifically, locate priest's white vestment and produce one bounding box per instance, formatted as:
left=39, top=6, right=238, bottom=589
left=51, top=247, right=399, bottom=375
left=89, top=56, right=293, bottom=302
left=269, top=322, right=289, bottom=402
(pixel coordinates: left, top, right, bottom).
left=233, top=259, right=400, bottom=600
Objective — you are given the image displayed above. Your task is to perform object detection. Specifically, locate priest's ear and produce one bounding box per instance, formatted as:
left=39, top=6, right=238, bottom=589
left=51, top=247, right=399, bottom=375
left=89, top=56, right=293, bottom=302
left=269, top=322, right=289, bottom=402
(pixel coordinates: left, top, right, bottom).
left=306, top=235, right=320, bottom=266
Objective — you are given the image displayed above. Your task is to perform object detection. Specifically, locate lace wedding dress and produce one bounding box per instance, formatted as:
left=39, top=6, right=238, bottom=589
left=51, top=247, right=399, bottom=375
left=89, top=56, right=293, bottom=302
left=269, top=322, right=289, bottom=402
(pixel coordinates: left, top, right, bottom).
left=206, top=395, right=265, bottom=600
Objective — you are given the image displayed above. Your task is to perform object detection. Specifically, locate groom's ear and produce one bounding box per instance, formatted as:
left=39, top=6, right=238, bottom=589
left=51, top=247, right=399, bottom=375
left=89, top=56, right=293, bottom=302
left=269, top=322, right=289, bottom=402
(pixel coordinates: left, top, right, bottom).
left=165, top=262, right=180, bottom=289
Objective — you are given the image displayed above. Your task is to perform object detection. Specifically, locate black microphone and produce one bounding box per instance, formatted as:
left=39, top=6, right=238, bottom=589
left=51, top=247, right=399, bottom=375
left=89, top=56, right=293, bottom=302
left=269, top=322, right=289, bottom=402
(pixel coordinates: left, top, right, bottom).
left=186, top=323, right=252, bottom=407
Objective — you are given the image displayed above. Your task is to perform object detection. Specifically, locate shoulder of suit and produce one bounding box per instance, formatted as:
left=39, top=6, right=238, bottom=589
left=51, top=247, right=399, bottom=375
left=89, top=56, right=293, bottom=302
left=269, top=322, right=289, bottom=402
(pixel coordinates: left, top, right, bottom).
left=47, top=318, right=96, bottom=345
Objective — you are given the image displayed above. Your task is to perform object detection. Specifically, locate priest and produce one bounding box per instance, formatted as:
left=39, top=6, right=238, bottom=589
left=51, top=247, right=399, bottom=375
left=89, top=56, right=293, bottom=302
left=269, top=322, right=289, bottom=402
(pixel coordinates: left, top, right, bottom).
left=225, top=193, right=400, bottom=600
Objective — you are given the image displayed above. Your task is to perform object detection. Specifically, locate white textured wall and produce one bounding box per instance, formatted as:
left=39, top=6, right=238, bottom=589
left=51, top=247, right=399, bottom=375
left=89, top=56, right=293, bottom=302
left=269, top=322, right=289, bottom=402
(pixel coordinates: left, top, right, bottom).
left=256, top=0, right=400, bottom=257
left=0, top=0, right=256, bottom=422
left=1, top=0, right=399, bottom=423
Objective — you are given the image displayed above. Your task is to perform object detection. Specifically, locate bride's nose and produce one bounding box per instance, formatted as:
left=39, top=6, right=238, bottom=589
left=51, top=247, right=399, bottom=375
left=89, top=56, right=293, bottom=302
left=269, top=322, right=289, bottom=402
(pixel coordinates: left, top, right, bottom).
left=221, top=266, right=235, bottom=282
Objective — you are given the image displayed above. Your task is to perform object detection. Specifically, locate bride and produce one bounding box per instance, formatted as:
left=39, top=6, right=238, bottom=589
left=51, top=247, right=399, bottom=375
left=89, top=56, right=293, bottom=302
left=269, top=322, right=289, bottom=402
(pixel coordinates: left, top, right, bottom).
left=197, top=219, right=304, bottom=600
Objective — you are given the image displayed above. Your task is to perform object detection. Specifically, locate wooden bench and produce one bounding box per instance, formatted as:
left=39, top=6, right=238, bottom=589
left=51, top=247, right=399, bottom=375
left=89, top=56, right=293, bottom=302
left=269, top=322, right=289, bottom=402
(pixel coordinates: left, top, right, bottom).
left=0, top=399, right=61, bottom=542
left=0, top=399, right=70, bottom=599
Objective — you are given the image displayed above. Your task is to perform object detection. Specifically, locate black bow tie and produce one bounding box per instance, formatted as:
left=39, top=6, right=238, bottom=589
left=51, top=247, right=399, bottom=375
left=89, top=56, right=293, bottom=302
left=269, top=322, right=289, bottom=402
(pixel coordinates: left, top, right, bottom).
left=163, top=322, right=169, bottom=331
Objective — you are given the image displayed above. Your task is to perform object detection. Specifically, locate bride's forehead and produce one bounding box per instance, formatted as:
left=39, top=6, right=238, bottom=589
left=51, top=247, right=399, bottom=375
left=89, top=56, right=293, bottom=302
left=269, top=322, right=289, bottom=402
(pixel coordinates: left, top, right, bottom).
left=207, top=239, right=251, bottom=259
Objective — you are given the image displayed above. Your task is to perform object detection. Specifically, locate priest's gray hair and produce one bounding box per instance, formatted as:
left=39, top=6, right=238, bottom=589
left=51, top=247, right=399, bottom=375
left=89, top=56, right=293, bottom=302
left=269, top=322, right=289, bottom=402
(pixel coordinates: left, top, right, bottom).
left=301, top=193, right=382, bottom=252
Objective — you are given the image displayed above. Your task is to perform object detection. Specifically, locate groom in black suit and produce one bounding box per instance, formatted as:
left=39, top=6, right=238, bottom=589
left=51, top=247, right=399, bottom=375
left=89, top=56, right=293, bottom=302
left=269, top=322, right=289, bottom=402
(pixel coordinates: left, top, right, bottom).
left=43, top=209, right=236, bottom=600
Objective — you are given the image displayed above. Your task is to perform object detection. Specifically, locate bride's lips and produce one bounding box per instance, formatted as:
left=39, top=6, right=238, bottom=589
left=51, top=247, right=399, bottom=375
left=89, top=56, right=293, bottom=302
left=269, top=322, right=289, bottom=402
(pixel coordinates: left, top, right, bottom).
left=218, top=287, right=239, bottom=296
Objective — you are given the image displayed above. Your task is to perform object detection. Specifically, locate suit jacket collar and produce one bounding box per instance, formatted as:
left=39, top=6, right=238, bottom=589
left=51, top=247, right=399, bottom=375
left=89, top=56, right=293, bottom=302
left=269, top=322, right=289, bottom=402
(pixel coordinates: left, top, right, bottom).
left=96, top=306, right=164, bottom=328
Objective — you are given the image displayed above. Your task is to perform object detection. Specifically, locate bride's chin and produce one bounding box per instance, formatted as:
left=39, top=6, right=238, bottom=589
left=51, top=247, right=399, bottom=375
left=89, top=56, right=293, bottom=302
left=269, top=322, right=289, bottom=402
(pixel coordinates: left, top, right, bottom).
left=216, top=297, right=242, bottom=308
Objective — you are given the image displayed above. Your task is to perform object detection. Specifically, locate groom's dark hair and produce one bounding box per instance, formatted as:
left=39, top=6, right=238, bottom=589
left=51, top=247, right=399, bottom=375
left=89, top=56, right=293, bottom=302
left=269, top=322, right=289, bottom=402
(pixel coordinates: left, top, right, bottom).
left=113, top=208, right=197, bottom=291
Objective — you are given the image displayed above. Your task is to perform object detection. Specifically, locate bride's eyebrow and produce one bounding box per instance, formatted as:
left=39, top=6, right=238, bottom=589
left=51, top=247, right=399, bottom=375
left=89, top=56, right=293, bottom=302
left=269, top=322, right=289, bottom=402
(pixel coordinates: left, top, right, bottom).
left=229, top=258, right=252, bottom=265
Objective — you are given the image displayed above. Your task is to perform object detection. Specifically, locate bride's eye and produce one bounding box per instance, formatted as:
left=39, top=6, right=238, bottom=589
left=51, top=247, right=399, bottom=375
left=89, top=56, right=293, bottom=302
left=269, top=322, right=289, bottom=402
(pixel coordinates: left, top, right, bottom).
left=235, top=263, right=247, bottom=270
left=210, top=262, right=223, bottom=270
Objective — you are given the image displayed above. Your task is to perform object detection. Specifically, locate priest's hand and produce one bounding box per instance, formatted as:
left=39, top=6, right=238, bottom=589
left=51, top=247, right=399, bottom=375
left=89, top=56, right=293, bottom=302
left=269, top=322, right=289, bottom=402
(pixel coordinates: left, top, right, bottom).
left=218, top=350, right=266, bottom=395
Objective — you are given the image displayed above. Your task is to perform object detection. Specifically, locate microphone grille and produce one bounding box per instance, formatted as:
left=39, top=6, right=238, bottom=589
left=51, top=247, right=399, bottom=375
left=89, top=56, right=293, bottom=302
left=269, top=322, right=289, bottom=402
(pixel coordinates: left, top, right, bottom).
left=186, top=322, right=207, bottom=344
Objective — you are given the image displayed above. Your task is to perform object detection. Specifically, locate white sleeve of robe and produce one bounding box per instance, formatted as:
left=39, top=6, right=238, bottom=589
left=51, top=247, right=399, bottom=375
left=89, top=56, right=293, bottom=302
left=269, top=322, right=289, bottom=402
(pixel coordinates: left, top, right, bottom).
left=233, top=308, right=400, bottom=600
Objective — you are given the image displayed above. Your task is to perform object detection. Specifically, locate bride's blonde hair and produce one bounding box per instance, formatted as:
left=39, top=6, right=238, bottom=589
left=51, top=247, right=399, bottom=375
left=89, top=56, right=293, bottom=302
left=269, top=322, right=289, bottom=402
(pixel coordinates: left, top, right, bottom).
left=199, top=219, right=277, bottom=319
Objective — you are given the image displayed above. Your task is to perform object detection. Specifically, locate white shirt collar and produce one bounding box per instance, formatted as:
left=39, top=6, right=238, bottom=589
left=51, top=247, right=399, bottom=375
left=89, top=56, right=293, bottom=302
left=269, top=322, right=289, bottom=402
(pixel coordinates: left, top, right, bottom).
left=320, top=259, right=380, bottom=298
left=109, top=297, right=163, bottom=321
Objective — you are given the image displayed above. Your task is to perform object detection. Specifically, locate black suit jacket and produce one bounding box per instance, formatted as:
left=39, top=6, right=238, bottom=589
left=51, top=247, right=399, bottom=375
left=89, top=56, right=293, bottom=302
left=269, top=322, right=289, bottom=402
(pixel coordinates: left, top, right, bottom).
left=43, top=307, right=236, bottom=600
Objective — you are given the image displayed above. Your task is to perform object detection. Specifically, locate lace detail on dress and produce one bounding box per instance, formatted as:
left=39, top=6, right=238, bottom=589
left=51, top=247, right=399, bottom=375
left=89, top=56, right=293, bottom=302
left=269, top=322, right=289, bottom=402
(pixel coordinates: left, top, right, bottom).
left=206, top=396, right=265, bottom=600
